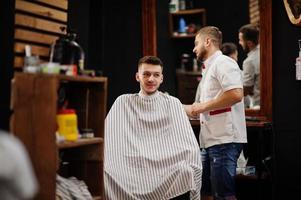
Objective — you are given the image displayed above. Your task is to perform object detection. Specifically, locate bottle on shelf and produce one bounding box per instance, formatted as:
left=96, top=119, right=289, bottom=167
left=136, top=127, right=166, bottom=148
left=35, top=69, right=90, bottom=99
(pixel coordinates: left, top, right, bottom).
left=296, top=39, right=301, bottom=80
left=179, top=0, right=186, bottom=10
left=169, top=0, right=179, bottom=13
left=192, top=58, right=197, bottom=72
left=178, top=17, right=186, bottom=34
left=181, top=53, right=193, bottom=71
left=186, top=0, right=194, bottom=9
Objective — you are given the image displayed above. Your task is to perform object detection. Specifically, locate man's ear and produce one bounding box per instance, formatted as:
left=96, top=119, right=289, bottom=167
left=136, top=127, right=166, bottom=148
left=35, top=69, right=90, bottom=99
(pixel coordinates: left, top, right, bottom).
left=205, top=37, right=211, bottom=47
left=160, top=74, right=164, bottom=83
left=135, top=72, right=140, bottom=82
left=246, top=40, right=253, bottom=48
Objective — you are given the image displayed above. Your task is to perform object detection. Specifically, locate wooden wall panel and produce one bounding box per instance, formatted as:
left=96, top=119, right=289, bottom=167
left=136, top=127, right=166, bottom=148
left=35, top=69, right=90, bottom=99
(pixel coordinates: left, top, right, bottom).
left=15, top=0, right=67, bottom=22
left=14, top=57, right=24, bottom=69
left=15, top=29, right=58, bottom=45
left=15, top=13, right=66, bottom=34
left=249, top=0, right=260, bottom=24
left=15, top=43, right=50, bottom=57
left=14, top=0, right=68, bottom=69
left=37, top=0, right=68, bottom=10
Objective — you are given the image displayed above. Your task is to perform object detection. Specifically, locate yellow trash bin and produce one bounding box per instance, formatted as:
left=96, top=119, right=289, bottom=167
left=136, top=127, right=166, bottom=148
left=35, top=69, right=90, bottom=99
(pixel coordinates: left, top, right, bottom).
left=57, top=109, right=79, bottom=141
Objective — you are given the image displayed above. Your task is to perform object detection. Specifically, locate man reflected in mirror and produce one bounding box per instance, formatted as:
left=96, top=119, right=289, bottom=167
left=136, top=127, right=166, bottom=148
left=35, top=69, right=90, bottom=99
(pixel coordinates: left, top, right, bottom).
left=238, top=24, right=260, bottom=109
left=221, top=42, right=238, bottom=62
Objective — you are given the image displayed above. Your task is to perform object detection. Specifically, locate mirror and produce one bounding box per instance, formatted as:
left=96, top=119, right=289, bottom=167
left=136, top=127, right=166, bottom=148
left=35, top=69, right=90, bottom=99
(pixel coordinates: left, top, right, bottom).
left=142, top=0, right=272, bottom=121
left=283, top=0, right=301, bottom=26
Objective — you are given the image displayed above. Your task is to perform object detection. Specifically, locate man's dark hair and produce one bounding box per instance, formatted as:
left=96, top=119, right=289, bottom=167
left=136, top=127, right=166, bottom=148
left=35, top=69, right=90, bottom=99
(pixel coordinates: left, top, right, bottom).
left=138, top=56, right=163, bottom=69
left=221, top=42, right=237, bottom=57
left=239, top=24, right=259, bottom=45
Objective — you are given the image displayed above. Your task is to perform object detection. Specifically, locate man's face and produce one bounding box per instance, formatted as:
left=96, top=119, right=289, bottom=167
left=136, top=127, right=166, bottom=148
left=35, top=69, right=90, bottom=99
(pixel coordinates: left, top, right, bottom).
left=193, top=35, right=208, bottom=62
left=136, top=63, right=163, bottom=95
left=239, top=32, right=250, bottom=53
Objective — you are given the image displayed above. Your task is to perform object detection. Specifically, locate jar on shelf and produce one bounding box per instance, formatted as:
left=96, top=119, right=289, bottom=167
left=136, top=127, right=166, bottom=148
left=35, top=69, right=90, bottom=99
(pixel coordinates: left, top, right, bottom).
left=57, top=109, right=79, bottom=141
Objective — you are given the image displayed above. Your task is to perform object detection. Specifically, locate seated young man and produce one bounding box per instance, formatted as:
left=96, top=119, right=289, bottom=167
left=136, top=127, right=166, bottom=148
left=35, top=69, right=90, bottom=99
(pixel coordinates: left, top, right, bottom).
left=104, top=56, right=202, bottom=200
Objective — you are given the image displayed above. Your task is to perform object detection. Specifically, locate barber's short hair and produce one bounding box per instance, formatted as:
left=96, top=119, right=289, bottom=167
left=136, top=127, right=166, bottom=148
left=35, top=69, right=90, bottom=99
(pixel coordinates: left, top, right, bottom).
left=239, top=24, right=259, bottom=45
left=196, top=26, right=223, bottom=48
left=138, top=56, right=163, bottom=69
left=221, top=42, right=237, bottom=57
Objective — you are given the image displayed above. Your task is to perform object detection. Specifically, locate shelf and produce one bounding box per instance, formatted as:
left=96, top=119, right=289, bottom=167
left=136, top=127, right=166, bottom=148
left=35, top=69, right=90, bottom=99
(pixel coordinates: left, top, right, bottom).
left=170, top=8, right=206, bottom=15
left=12, top=73, right=107, bottom=199
left=171, top=34, right=196, bottom=39
left=17, top=72, right=107, bottom=83
left=57, top=137, right=103, bottom=149
left=57, top=74, right=107, bottom=83
left=168, top=8, right=206, bottom=39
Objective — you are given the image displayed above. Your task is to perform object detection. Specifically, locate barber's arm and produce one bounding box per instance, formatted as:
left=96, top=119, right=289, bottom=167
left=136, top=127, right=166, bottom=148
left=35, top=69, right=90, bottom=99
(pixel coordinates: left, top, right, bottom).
left=191, top=88, right=243, bottom=116
left=183, top=104, right=196, bottom=118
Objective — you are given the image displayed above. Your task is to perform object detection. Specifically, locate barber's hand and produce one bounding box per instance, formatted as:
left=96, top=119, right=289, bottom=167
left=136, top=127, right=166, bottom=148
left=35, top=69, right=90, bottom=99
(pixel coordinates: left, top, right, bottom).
left=191, top=102, right=206, bottom=116
left=183, top=104, right=198, bottom=118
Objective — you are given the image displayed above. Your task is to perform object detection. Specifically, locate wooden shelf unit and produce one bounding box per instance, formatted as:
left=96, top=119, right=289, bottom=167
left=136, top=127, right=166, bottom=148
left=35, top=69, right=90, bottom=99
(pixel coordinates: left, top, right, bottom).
left=169, top=8, right=206, bottom=38
left=170, top=8, right=206, bottom=15
left=58, top=137, right=103, bottom=149
left=11, top=72, right=107, bottom=200
left=168, top=6, right=206, bottom=103
left=171, top=34, right=196, bottom=39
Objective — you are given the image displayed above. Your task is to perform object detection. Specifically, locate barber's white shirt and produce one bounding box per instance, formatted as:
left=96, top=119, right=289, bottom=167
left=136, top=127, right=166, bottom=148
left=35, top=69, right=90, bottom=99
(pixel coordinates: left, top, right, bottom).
left=198, top=51, right=247, bottom=148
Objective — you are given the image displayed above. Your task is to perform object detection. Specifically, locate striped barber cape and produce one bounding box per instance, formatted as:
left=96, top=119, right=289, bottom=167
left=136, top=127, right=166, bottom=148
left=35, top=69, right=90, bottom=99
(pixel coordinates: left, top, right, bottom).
left=104, top=91, right=202, bottom=200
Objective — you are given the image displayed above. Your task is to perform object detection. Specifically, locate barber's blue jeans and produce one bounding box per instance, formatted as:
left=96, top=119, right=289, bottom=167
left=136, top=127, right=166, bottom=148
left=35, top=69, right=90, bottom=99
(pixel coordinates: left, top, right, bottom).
left=201, top=143, right=243, bottom=199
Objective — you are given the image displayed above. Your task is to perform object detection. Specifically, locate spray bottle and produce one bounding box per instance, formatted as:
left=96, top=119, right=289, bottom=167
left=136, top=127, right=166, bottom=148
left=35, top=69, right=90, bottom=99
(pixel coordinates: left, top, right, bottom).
left=296, top=39, right=301, bottom=80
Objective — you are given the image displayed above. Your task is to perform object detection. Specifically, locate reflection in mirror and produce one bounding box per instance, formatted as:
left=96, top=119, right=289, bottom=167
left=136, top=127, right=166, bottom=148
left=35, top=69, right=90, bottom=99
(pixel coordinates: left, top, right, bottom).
left=238, top=23, right=260, bottom=110
left=249, top=0, right=272, bottom=120
left=142, top=0, right=272, bottom=120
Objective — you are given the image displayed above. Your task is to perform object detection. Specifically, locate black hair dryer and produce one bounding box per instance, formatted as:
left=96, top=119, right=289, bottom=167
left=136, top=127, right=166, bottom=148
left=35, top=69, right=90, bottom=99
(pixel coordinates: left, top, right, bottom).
left=50, top=27, right=85, bottom=73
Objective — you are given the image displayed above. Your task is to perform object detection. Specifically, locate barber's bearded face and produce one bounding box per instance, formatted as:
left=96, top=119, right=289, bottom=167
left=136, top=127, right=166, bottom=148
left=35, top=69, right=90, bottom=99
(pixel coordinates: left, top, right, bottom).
left=239, top=32, right=250, bottom=53
left=193, top=35, right=208, bottom=62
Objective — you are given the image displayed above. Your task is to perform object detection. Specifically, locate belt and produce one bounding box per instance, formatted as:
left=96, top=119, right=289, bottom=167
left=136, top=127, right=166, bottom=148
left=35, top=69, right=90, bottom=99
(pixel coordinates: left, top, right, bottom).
left=209, top=107, right=231, bottom=115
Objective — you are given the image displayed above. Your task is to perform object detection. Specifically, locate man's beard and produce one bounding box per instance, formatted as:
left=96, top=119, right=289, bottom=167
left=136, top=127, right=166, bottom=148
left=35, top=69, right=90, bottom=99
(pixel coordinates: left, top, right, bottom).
left=197, top=46, right=207, bottom=62
left=243, top=45, right=250, bottom=54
